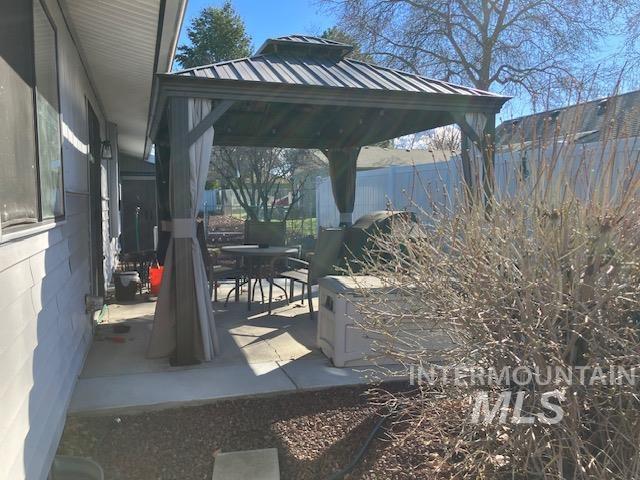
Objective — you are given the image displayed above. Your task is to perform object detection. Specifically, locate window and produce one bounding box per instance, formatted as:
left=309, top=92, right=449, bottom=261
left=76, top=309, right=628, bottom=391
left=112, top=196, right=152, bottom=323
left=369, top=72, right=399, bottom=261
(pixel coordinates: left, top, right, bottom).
left=0, top=0, right=39, bottom=228
left=0, top=0, right=63, bottom=234
left=33, top=0, right=63, bottom=219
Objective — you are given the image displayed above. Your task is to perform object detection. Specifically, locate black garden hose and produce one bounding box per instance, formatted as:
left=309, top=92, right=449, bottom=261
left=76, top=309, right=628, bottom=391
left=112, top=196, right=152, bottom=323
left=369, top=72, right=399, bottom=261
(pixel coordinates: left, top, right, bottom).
left=324, top=405, right=400, bottom=480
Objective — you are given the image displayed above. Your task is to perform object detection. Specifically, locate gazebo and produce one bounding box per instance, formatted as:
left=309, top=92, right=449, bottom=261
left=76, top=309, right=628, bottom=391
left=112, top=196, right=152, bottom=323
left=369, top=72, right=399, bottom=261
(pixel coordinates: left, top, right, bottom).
left=147, top=35, right=509, bottom=365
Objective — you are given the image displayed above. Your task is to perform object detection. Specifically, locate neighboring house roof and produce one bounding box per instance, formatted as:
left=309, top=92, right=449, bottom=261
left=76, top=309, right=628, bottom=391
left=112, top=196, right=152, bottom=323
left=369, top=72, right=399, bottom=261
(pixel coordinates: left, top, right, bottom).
left=174, top=35, right=502, bottom=98
left=497, top=89, right=640, bottom=148
left=310, top=146, right=454, bottom=171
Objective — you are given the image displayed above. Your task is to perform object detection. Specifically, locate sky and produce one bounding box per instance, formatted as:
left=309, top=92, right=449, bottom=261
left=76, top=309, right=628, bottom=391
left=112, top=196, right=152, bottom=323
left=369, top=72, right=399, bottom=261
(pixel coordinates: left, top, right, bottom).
left=179, top=0, right=337, bottom=53
left=177, top=1, right=629, bottom=135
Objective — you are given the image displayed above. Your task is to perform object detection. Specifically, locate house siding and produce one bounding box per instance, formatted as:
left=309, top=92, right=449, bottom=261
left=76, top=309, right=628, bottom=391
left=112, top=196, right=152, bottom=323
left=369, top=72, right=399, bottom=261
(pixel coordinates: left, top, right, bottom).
left=0, top=0, right=117, bottom=478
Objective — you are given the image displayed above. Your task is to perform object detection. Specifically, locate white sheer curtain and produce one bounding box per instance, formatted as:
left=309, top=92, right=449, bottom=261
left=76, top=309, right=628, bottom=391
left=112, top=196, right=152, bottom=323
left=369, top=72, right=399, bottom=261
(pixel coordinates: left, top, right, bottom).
left=148, top=98, right=219, bottom=361
left=189, top=98, right=219, bottom=360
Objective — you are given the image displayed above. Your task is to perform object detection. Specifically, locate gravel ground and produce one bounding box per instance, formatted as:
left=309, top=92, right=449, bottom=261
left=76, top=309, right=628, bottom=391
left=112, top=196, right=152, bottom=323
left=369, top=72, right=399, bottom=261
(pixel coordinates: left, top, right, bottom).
left=57, top=385, right=466, bottom=479
left=208, top=215, right=244, bottom=232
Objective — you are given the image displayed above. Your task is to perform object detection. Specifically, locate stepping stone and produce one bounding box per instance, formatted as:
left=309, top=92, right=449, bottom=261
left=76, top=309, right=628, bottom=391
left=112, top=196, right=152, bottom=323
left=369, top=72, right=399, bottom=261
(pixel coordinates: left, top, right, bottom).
left=212, top=448, right=279, bottom=480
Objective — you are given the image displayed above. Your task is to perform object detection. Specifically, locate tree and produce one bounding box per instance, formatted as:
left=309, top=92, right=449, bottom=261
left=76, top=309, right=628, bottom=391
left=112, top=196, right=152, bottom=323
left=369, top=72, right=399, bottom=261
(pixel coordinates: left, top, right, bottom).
left=321, top=26, right=374, bottom=62
left=176, top=2, right=314, bottom=223
left=175, top=1, right=251, bottom=69
left=211, top=147, right=315, bottom=222
left=621, top=4, right=640, bottom=77
left=318, top=0, right=628, bottom=108
left=396, top=125, right=462, bottom=151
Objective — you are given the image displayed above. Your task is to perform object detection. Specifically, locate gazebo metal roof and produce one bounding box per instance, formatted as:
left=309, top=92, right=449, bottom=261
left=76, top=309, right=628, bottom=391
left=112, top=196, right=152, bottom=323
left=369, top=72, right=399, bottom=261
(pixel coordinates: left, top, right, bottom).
left=151, top=35, right=509, bottom=149
left=175, top=36, right=495, bottom=98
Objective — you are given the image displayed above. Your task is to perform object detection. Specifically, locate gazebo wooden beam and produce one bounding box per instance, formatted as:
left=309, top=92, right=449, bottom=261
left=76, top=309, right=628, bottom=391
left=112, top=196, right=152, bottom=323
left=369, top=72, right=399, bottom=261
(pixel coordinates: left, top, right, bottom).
left=186, top=99, right=233, bottom=145
left=150, top=76, right=507, bottom=141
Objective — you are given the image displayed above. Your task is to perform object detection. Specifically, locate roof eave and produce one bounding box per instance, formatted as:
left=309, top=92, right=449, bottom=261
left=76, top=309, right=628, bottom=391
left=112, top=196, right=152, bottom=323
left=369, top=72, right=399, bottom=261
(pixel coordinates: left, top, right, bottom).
left=143, top=0, right=188, bottom=159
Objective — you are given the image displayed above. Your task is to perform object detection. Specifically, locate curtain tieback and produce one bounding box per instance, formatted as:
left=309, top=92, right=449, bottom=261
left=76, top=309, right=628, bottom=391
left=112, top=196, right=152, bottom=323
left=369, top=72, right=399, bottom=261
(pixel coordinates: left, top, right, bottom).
left=166, top=218, right=196, bottom=238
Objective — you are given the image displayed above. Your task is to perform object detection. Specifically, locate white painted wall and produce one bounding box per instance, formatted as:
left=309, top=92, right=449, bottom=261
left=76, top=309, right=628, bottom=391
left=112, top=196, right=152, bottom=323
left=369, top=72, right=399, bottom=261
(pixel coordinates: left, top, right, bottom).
left=0, top=0, right=118, bottom=478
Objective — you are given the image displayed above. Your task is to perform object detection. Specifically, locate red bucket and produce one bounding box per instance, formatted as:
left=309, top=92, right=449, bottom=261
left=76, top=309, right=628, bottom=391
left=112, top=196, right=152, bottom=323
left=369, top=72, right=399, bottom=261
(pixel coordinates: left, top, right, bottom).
left=149, top=265, right=164, bottom=296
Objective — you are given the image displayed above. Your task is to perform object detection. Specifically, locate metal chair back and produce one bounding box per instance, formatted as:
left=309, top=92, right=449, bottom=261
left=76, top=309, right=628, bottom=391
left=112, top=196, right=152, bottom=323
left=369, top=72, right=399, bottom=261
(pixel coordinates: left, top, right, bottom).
left=309, top=227, right=344, bottom=282
left=244, top=220, right=286, bottom=247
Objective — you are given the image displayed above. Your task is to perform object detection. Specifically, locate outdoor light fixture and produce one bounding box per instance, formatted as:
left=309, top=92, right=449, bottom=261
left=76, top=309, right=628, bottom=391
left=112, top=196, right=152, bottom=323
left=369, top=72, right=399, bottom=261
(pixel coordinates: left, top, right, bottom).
left=101, top=140, right=113, bottom=160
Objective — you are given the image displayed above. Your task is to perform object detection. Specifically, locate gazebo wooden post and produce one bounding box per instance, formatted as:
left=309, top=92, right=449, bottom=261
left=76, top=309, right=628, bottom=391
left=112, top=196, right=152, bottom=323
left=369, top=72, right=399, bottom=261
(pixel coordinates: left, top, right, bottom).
left=155, top=142, right=171, bottom=265
left=456, top=112, right=497, bottom=207
left=150, top=97, right=233, bottom=364
left=482, top=114, right=496, bottom=208
left=169, top=96, right=199, bottom=366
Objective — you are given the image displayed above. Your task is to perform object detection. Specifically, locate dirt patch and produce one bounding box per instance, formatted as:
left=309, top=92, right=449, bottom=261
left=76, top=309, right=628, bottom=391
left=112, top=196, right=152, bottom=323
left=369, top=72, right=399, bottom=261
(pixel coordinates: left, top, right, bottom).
left=58, top=385, right=468, bottom=479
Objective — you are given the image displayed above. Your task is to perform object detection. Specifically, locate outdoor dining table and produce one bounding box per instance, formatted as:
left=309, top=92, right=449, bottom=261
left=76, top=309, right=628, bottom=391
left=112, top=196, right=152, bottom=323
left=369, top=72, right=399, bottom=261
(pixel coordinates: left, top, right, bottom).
left=220, top=245, right=299, bottom=312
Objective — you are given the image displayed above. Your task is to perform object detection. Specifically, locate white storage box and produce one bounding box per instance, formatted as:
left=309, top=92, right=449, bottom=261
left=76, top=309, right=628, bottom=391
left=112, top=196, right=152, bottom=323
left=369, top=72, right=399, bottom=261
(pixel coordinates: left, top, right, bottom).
left=317, top=275, right=390, bottom=367
left=317, top=275, right=454, bottom=367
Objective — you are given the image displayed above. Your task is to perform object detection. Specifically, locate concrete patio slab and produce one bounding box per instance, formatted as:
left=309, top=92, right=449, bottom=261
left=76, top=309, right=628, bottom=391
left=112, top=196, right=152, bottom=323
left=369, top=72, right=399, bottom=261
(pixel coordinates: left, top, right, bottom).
left=69, top=360, right=295, bottom=414
left=80, top=319, right=165, bottom=377
left=68, top=282, right=402, bottom=415
left=277, top=356, right=381, bottom=390
left=212, top=448, right=279, bottom=480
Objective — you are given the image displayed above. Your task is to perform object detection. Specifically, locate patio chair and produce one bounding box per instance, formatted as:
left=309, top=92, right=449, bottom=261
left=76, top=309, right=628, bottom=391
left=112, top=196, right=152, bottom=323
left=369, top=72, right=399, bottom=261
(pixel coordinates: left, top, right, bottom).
left=207, top=248, right=245, bottom=302
left=279, top=227, right=345, bottom=319
left=198, top=218, right=245, bottom=303
left=244, top=220, right=286, bottom=246
left=243, top=220, right=287, bottom=303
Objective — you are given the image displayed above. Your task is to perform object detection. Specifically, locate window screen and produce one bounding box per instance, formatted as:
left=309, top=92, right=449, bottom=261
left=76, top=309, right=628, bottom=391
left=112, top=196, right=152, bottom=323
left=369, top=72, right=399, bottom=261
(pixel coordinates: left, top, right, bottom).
left=0, top=0, right=39, bottom=227
left=33, top=0, right=63, bottom=219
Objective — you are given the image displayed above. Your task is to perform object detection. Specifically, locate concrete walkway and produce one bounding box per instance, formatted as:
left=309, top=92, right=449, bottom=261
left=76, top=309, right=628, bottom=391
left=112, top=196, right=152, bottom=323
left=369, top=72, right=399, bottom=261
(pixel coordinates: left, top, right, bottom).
left=69, top=284, right=394, bottom=415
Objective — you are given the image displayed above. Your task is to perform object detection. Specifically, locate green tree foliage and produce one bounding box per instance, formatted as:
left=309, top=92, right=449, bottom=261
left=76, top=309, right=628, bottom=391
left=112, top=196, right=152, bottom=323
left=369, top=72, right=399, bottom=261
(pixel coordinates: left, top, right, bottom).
left=175, top=1, right=251, bottom=69
left=320, top=26, right=373, bottom=63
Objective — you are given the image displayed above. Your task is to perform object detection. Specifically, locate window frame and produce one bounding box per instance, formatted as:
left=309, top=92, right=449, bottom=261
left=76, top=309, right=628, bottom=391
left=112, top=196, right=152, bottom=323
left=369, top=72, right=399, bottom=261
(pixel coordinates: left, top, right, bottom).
left=0, top=0, right=66, bottom=243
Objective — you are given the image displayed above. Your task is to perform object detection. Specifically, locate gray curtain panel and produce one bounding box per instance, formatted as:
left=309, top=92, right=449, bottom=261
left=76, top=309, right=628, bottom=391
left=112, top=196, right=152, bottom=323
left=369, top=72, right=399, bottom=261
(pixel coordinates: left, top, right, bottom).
left=148, top=98, right=219, bottom=361
left=324, top=147, right=361, bottom=226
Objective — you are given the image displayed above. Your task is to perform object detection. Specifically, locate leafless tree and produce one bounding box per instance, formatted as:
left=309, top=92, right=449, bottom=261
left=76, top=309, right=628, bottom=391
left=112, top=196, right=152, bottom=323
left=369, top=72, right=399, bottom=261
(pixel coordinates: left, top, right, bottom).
left=210, top=147, right=313, bottom=221
left=428, top=125, right=461, bottom=152
left=620, top=4, right=640, bottom=79
left=318, top=0, right=629, bottom=108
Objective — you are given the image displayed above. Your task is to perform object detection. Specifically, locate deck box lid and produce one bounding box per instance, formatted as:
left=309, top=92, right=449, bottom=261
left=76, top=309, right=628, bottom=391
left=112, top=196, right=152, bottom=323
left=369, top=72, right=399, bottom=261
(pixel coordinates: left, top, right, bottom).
left=318, top=275, right=386, bottom=293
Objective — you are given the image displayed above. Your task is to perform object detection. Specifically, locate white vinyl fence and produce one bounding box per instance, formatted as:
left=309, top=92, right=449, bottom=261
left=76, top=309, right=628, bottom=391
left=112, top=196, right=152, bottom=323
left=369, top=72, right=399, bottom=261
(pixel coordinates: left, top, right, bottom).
left=316, top=161, right=462, bottom=227
left=316, top=138, right=640, bottom=228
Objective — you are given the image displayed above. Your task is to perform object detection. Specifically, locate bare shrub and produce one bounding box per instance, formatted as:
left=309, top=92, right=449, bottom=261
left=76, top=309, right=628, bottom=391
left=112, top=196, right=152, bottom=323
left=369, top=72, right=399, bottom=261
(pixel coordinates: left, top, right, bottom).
left=349, top=119, right=640, bottom=478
